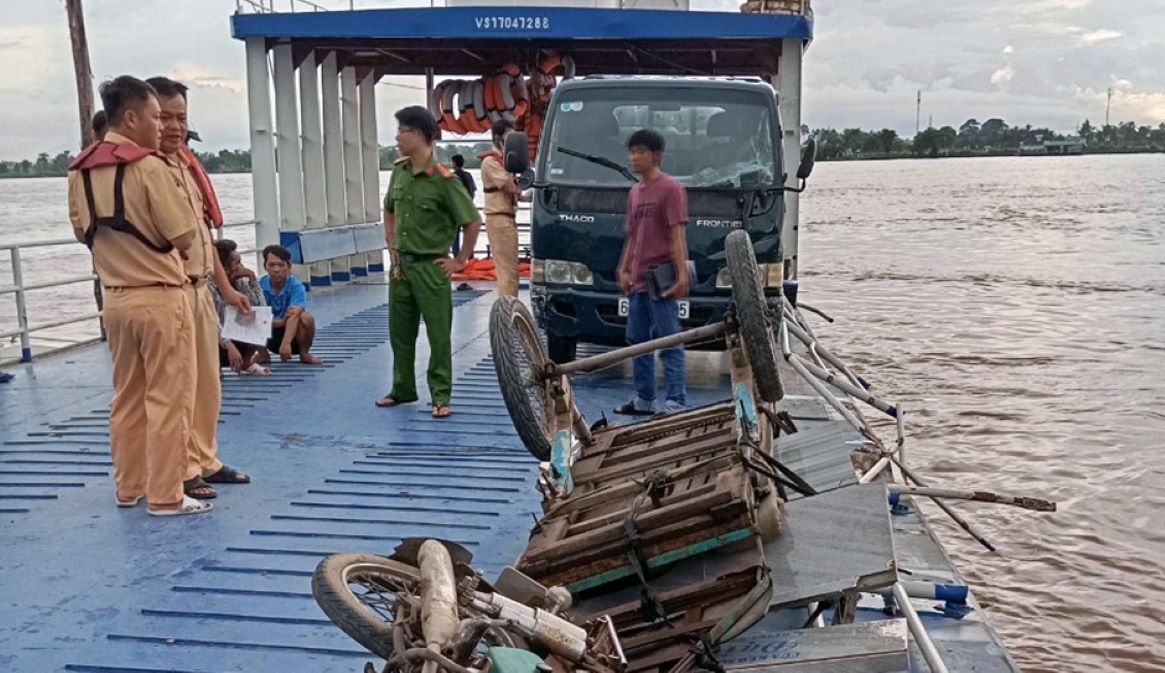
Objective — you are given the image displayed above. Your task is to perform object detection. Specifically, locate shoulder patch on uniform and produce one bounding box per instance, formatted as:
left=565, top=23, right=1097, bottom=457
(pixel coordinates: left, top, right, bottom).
left=393, top=156, right=409, bottom=165
left=435, top=164, right=453, bottom=179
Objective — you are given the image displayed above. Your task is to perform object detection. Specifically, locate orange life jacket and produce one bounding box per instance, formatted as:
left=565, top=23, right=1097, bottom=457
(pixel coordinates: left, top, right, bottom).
left=179, top=145, right=224, bottom=228
left=69, top=141, right=173, bottom=254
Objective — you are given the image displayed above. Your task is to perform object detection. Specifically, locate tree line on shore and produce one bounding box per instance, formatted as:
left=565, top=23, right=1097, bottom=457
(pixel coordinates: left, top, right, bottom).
left=2, top=120, right=1162, bottom=178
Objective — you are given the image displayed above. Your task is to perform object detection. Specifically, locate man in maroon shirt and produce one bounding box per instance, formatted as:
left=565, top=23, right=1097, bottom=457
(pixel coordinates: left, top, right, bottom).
left=615, top=129, right=691, bottom=415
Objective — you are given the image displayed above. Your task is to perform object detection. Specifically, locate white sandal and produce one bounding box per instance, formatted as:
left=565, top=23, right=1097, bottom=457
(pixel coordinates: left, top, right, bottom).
left=116, top=494, right=143, bottom=508
left=148, top=495, right=214, bottom=517
left=243, top=363, right=272, bottom=376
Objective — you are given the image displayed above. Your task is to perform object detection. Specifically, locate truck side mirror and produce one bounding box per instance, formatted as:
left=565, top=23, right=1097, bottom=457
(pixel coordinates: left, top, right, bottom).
left=504, top=131, right=530, bottom=174
left=516, top=168, right=535, bottom=190
left=796, top=138, right=817, bottom=180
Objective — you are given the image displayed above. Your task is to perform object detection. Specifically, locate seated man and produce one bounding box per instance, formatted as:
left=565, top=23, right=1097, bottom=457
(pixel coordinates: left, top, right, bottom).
left=208, top=239, right=269, bottom=374
left=259, top=245, right=323, bottom=365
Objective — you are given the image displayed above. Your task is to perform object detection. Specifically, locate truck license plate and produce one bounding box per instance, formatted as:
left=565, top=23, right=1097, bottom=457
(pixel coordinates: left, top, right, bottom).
left=618, top=299, right=690, bottom=319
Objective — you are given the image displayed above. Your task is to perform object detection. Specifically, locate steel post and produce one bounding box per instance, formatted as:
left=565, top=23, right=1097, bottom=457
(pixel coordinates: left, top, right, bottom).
left=299, top=51, right=331, bottom=286
left=340, top=66, right=364, bottom=280
left=892, top=583, right=951, bottom=673
left=320, top=52, right=348, bottom=283
left=10, top=248, right=31, bottom=362
left=244, top=36, right=279, bottom=262
left=273, top=42, right=308, bottom=286
left=358, top=69, right=382, bottom=275
left=777, top=38, right=803, bottom=279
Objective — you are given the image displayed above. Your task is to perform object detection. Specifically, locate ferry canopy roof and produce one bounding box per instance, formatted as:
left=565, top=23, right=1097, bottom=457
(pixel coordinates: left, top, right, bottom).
left=231, top=6, right=812, bottom=77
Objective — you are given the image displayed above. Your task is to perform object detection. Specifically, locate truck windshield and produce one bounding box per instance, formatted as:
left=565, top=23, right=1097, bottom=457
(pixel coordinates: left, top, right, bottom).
left=542, top=86, right=777, bottom=189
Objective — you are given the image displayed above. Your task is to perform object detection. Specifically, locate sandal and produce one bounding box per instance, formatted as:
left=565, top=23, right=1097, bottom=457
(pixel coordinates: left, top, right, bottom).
left=116, top=493, right=143, bottom=508
left=183, top=476, right=218, bottom=500
left=432, top=404, right=452, bottom=418
left=148, top=495, right=214, bottom=517
left=243, top=363, right=272, bottom=376
left=375, top=395, right=418, bottom=408
left=204, top=465, right=250, bottom=485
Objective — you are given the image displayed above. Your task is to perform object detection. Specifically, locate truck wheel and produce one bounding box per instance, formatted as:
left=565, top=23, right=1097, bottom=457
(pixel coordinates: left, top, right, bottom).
left=547, top=335, right=577, bottom=364
left=725, top=230, right=784, bottom=402
left=490, top=296, right=553, bottom=460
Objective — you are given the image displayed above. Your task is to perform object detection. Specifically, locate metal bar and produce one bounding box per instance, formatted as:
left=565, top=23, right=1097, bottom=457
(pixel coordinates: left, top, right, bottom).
left=10, top=248, right=31, bottom=362
left=548, top=322, right=726, bottom=378
left=889, top=485, right=1055, bottom=512
left=299, top=50, right=331, bottom=286
left=777, top=38, right=802, bottom=279
left=0, top=273, right=98, bottom=295
left=0, top=311, right=102, bottom=341
left=891, top=455, right=996, bottom=552
left=0, top=238, right=79, bottom=251
left=783, top=307, right=866, bottom=389
left=893, top=582, right=950, bottom=673
left=792, top=351, right=898, bottom=418
left=857, top=455, right=889, bottom=484
left=787, top=354, right=864, bottom=431
left=358, top=69, right=382, bottom=274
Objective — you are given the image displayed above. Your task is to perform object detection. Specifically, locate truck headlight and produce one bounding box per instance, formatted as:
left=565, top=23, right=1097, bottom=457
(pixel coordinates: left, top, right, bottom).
left=540, top=259, right=593, bottom=286
left=531, top=258, right=545, bottom=283
left=716, top=263, right=784, bottom=289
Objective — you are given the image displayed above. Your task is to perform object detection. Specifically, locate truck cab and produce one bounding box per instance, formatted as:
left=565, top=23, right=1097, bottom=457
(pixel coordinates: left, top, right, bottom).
left=527, top=76, right=788, bottom=362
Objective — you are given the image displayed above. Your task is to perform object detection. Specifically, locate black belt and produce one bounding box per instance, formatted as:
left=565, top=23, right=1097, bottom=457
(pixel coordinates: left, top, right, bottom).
left=187, top=276, right=208, bottom=287
left=398, top=252, right=440, bottom=263
left=103, top=282, right=185, bottom=291
left=483, top=186, right=502, bottom=193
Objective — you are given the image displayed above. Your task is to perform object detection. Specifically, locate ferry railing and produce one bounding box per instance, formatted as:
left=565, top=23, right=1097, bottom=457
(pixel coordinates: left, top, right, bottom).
left=0, top=238, right=101, bottom=364
left=1, top=220, right=259, bottom=365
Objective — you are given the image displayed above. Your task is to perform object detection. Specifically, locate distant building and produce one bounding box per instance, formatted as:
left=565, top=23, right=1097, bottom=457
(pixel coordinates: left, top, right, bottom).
left=1019, top=137, right=1085, bottom=156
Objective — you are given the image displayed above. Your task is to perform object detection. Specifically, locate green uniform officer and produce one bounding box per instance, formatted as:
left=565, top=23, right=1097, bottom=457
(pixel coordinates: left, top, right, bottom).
left=376, top=106, right=482, bottom=418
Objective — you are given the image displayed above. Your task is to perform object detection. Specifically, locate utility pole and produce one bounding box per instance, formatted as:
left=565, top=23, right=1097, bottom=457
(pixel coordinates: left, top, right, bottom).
left=1105, top=87, right=1112, bottom=127
left=916, top=90, right=921, bottom=136
left=65, top=0, right=96, bottom=149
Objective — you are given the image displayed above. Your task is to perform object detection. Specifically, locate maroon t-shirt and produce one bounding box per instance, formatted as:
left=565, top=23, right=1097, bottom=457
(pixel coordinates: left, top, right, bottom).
left=624, top=172, right=688, bottom=291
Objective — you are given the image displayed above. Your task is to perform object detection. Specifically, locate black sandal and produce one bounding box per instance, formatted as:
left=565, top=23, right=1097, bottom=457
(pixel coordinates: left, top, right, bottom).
left=375, top=395, right=418, bottom=408
left=614, top=402, right=655, bottom=417
left=204, top=465, right=250, bottom=484
left=184, top=476, right=218, bottom=499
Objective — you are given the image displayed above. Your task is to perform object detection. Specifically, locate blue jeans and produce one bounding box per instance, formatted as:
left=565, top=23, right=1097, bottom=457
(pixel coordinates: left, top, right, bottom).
left=626, top=292, right=686, bottom=406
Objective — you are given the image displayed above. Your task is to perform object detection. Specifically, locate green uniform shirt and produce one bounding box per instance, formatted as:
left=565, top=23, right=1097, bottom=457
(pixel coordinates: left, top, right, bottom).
left=384, top=156, right=479, bottom=256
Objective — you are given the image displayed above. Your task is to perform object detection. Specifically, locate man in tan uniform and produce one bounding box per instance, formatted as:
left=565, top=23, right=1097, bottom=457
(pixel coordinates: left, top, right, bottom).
left=478, top=119, right=525, bottom=297
left=67, top=75, right=209, bottom=516
left=147, top=77, right=252, bottom=500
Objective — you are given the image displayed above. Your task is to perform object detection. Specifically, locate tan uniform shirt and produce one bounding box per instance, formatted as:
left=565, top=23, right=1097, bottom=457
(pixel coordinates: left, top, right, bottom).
left=170, top=151, right=215, bottom=279
left=481, top=155, right=517, bottom=217
left=67, top=132, right=197, bottom=288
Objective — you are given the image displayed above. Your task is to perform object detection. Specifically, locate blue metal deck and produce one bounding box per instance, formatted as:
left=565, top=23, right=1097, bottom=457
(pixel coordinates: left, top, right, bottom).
left=0, top=277, right=735, bottom=672
left=0, top=276, right=1018, bottom=672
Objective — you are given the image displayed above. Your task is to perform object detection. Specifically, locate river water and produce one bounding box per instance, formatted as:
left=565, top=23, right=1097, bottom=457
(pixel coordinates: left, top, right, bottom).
left=2, top=155, right=1163, bottom=671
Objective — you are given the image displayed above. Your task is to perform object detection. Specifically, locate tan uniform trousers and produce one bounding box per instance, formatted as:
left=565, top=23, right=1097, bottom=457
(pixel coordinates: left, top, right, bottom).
left=184, top=283, right=224, bottom=481
left=486, top=214, right=519, bottom=297
left=104, top=286, right=194, bottom=506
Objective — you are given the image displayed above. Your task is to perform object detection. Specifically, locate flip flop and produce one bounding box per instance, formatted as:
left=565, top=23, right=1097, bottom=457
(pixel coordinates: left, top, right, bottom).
left=116, top=494, right=143, bottom=508
left=148, top=496, right=214, bottom=517
left=184, top=476, right=218, bottom=500
left=375, top=395, right=418, bottom=408
left=243, top=363, right=272, bottom=376
left=204, top=465, right=250, bottom=485
left=432, top=404, right=452, bottom=418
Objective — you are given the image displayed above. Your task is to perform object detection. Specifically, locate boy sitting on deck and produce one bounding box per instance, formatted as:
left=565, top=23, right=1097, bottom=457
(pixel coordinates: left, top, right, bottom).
left=259, top=245, right=323, bottom=365
left=208, top=239, right=270, bottom=374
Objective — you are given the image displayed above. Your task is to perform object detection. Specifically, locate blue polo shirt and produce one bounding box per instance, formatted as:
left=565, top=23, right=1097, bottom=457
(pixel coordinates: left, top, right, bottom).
left=259, top=275, right=307, bottom=320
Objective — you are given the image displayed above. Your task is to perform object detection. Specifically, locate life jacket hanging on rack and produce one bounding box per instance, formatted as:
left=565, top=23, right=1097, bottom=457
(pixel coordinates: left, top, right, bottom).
left=68, top=141, right=174, bottom=254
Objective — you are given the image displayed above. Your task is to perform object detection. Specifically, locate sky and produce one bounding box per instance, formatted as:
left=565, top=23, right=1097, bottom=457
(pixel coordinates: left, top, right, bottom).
left=0, top=0, right=1162, bottom=159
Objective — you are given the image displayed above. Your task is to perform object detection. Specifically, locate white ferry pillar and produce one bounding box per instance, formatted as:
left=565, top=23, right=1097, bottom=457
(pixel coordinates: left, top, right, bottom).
left=320, top=52, right=348, bottom=283
left=778, top=38, right=803, bottom=280
left=340, top=66, right=365, bottom=281
left=244, top=36, right=279, bottom=260
left=273, top=41, right=309, bottom=286
left=299, top=51, right=331, bottom=287
left=358, top=70, right=383, bottom=274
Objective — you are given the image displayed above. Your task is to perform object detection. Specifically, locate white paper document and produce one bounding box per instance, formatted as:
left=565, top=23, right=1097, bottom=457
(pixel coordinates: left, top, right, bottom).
left=221, top=306, right=273, bottom=346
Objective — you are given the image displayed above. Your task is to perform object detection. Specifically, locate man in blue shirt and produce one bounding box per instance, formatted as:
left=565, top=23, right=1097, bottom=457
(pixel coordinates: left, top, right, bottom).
left=259, top=245, right=322, bottom=364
